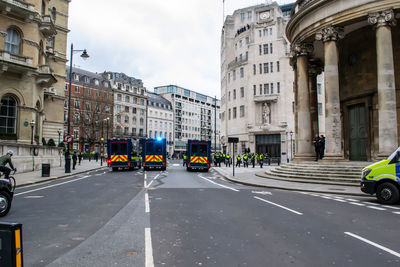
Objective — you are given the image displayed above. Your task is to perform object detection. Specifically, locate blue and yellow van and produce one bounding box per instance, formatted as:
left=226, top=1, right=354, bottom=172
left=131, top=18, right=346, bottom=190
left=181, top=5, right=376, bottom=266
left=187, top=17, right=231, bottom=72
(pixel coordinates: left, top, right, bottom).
left=361, top=147, right=400, bottom=204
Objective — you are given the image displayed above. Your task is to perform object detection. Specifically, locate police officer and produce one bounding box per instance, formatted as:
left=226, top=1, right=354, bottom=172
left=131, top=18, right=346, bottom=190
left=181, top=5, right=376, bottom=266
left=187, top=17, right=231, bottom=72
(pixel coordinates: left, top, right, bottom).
left=236, top=155, right=241, bottom=167
left=183, top=154, right=187, bottom=167
left=259, top=153, right=264, bottom=168
left=243, top=153, right=248, bottom=168
left=251, top=153, right=255, bottom=168
left=226, top=154, right=231, bottom=167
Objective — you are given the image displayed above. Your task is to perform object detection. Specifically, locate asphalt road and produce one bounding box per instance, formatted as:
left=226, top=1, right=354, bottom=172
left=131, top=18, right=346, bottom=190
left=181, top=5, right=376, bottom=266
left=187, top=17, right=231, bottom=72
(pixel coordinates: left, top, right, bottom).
left=2, top=160, right=400, bottom=266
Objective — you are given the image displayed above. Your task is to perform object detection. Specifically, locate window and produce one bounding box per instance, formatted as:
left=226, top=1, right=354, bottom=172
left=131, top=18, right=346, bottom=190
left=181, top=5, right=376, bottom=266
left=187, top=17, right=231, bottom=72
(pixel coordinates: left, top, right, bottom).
left=65, top=84, right=68, bottom=91
left=140, top=109, right=144, bottom=115
left=87, top=88, right=91, bottom=95
left=264, top=63, right=269, bottom=73
left=228, top=109, right=231, bottom=120
left=96, top=90, right=100, bottom=97
left=124, top=115, right=129, bottom=123
left=240, top=67, right=244, bottom=78
left=277, top=61, right=280, bottom=72
left=253, top=85, right=256, bottom=96
left=132, top=107, right=137, bottom=114
left=133, top=97, right=137, bottom=104
left=105, top=105, right=110, bottom=113
left=132, top=128, right=136, bottom=136
left=116, top=115, right=121, bottom=123
left=293, top=102, right=295, bottom=113
left=270, top=62, right=273, bottom=73
left=117, top=83, right=121, bottom=90
left=233, top=70, right=236, bottom=80
left=64, top=99, right=67, bottom=107
left=125, top=96, right=130, bottom=102
left=149, top=130, right=153, bottom=137
left=140, top=99, right=144, bottom=105
left=125, top=85, right=130, bottom=91
left=73, top=128, right=79, bottom=139
left=270, top=28, right=272, bottom=36
left=259, top=30, right=262, bottom=37
left=259, top=64, right=262, bottom=74
left=263, top=44, right=268, bottom=54
left=253, top=64, right=256, bottom=75
left=74, top=74, right=79, bottom=81
left=240, top=87, right=244, bottom=98
left=125, top=106, right=129, bottom=113
left=318, top=103, right=323, bottom=115
left=124, top=127, right=129, bottom=135
left=259, top=45, right=262, bottom=55
left=264, top=84, right=269, bottom=94
left=117, top=94, right=122, bottom=101
left=74, top=100, right=80, bottom=109
left=85, top=77, right=90, bottom=83
left=271, top=83, right=274, bottom=94
left=0, top=95, right=17, bottom=134
left=247, top=11, right=252, bottom=19
left=73, top=113, right=79, bottom=123
left=228, top=73, right=231, bottom=83
left=116, top=105, right=121, bottom=113
left=5, top=28, right=21, bottom=54
left=246, top=37, right=250, bottom=44
left=259, top=84, right=262, bottom=95
left=317, top=83, right=322, bottom=94
left=277, top=82, right=280, bottom=93
left=233, top=89, right=236, bottom=100
left=233, top=107, right=237, bottom=119
left=50, top=7, right=56, bottom=21
left=270, top=43, right=273, bottom=54
left=228, top=91, right=231, bottom=101
left=239, top=40, right=242, bottom=47
left=140, top=118, right=144, bottom=126
left=132, top=117, right=137, bottom=124
left=263, top=29, right=267, bottom=36
left=85, top=101, right=91, bottom=111
left=75, top=86, right=80, bottom=93
left=240, top=12, right=245, bottom=21
left=240, top=105, right=245, bottom=117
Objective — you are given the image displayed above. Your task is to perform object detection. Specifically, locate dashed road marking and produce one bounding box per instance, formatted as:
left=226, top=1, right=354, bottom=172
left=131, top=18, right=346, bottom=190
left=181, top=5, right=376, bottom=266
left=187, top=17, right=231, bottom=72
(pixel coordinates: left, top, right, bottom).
left=366, top=206, right=386, bottom=211
left=393, top=212, right=400, bottom=215
left=145, top=193, right=150, bottom=213
left=198, top=175, right=239, bottom=192
left=349, top=202, right=365, bottom=206
left=254, top=196, right=303, bottom=215
left=345, top=232, right=400, bottom=258
left=145, top=228, right=154, bottom=267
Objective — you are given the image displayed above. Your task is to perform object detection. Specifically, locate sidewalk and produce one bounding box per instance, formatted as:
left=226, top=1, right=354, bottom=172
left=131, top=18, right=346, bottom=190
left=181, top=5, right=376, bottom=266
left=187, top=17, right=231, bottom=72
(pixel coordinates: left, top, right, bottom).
left=212, top=165, right=365, bottom=196
left=14, top=159, right=107, bottom=188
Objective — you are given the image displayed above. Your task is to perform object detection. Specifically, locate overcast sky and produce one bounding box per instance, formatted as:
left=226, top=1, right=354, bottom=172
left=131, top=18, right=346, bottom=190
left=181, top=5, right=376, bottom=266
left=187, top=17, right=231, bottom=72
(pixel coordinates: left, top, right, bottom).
left=68, top=0, right=293, bottom=98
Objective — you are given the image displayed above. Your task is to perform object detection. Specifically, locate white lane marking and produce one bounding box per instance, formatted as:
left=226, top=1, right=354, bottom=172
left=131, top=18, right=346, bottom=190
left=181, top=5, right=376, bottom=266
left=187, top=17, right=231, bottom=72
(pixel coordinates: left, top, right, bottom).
left=144, top=172, right=147, bottom=188
left=333, top=199, right=347, bottom=203
left=345, top=232, right=400, bottom=258
left=172, top=164, right=180, bottom=166
left=366, top=206, right=386, bottom=211
left=24, top=195, right=44, bottom=199
left=254, top=196, right=303, bottom=215
left=393, top=212, right=400, bottom=215
left=15, top=175, right=92, bottom=196
left=364, top=202, right=380, bottom=206
left=321, top=196, right=333, bottom=200
left=346, top=199, right=360, bottom=202
left=381, top=205, right=400, bottom=210
left=252, top=191, right=272, bottom=195
left=146, top=173, right=161, bottom=188
left=145, top=228, right=154, bottom=267
left=349, top=202, right=365, bottom=206
left=198, top=175, right=239, bottom=192
left=145, top=193, right=150, bottom=213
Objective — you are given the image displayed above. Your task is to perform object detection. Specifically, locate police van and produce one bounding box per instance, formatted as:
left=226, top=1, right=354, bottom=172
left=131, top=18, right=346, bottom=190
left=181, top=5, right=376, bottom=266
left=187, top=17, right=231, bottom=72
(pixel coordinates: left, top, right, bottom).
left=186, top=140, right=211, bottom=171
left=141, top=137, right=167, bottom=171
left=361, top=147, right=400, bottom=204
left=107, top=138, right=141, bottom=171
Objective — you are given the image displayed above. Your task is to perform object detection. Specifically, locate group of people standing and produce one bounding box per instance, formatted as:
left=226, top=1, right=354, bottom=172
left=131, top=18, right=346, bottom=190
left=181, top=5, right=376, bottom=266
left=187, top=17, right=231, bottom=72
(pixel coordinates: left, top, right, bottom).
left=313, top=134, right=326, bottom=161
left=235, top=153, right=268, bottom=168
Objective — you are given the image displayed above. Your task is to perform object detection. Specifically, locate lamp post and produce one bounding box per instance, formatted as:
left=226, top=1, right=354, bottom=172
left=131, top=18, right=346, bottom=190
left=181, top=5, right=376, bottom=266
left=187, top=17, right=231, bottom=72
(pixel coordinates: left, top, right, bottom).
left=30, top=120, right=35, bottom=145
left=65, top=44, right=89, bottom=173
left=57, top=129, right=62, bottom=145
left=290, top=131, right=293, bottom=161
left=100, top=137, right=104, bottom=166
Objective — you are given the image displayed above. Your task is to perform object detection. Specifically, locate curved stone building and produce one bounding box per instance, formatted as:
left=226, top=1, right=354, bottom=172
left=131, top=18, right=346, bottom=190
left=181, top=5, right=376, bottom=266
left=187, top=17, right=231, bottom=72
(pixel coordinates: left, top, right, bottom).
left=286, top=0, right=400, bottom=161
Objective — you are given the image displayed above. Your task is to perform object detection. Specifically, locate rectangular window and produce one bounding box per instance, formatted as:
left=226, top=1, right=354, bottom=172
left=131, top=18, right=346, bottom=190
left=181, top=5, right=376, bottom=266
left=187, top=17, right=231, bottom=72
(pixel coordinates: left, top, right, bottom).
left=132, top=107, right=137, bottom=114
left=253, top=85, right=256, bottom=96
left=75, top=86, right=80, bottom=93
left=259, top=84, right=263, bottom=95
left=228, top=109, right=231, bottom=120
left=270, top=43, right=273, bottom=54
left=259, top=30, right=262, bottom=37
left=228, top=73, right=231, bottom=83
left=271, top=83, right=274, bottom=94
left=65, top=84, right=68, bottom=91
left=318, top=103, right=323, bottom=115
left=240, top=87, right=244, bottom=98
left=247, top=11, right=252, bottom=19
left=125, top=106, right=129, bottom=112
left=233, top=107, right=237, bottom=119
left=228, top=91, right=231, bottom=101
left=239, top=40, right=242, bottom=47
left=270, top=28, right=272, bottom=36
left=317, top=83, right=322, bottom=94
left=74, top=100, right=80, bottom=109
left=264, top=63, right=269, bottom=73
left=233, top=70, right=236, bottom=80
left=277, top=61, right=280, bottom=72
left=270, top=62, right=273, bottom=72
left=263, top=29, right=267, bottom=36
left=240, top=105, right=245, bottom=117
left=240, top=12, right=245, bottom=21
left=264, top=84, right=269, bottom=94
left=263, top=44, right=268, bottom=54
left=292, top=102, right=295, bottom=113
left=246, top=37, right=250, bottom=44
left=259, top=45, right=262, bottom=55
left=240, top=67, right=244, bottom=78
left=277, top=82, right=280, bottom=93
left=233, top=89, right=236, bottom=99
left=253, top=64, right=256, bottom=75
left=259, top=64, right=262, bottom=74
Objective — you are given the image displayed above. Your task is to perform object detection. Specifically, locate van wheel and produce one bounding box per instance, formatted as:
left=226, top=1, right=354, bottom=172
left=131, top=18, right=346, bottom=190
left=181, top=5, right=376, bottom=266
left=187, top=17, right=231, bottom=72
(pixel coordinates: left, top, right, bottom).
left=0, top=191, right=11, bottom=217
left=112, top=167, right=118, bottom=172
left=376, top=183, right=400, bottom=204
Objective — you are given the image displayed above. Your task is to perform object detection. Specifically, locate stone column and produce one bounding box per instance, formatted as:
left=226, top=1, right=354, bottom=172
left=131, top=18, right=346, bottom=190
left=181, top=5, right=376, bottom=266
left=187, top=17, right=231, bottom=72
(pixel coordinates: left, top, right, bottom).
left=316, top=25, right=344, bottom=160
left=293, top=43, right=314, bottom=160
left=308, top=64, right=320, bottom=139
left=368, top=10, right=398, bottom=157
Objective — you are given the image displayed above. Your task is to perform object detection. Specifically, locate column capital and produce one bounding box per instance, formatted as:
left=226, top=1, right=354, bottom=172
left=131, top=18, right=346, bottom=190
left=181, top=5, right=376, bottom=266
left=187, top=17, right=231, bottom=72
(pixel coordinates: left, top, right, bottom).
left=368, top=9, right=397, bottom=28
left=315, top=25, right=344, bottom=42
left=291, top=43, right=314, bottom=57
left=308, top=59, right=323, bottom=76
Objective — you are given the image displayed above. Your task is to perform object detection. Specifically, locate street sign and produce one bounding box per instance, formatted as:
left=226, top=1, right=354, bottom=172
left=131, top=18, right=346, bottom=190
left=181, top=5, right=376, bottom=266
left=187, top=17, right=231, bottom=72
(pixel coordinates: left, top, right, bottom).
left=228, top=137, right=239, bottom=143
left=64, top=134, right=73, bottom=143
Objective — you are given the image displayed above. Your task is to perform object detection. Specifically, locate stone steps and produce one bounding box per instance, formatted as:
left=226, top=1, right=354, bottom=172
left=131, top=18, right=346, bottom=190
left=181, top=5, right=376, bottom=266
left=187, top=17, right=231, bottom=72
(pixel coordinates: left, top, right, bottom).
left=262, top=161, right=366, bottom=186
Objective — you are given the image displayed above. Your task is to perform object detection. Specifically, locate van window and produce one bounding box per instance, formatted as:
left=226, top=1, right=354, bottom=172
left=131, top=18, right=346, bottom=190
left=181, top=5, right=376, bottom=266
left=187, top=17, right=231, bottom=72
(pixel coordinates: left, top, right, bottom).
left=111, top=143, right=119, bottom=154
left=191, top=144, right=198, bottom=153
left=200, top=145, right=207, bottom=154
left=120, top=143, right=127, bottom=153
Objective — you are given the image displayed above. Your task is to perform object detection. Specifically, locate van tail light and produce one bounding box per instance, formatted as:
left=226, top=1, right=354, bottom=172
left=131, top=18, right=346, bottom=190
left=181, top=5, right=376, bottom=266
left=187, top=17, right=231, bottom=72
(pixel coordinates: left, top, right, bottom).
left=208, top=164, right=210, bottom=168
left=107, top=160, right=111, bottom=166
left=163, top=162, right=165, bottom=166
left=188, top=163, right=190, bottom=167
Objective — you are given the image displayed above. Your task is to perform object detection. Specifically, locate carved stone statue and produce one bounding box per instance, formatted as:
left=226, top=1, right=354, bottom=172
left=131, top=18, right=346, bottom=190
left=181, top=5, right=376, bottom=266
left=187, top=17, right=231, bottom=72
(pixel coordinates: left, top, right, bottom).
left=262, top=103, right=270, bottom=124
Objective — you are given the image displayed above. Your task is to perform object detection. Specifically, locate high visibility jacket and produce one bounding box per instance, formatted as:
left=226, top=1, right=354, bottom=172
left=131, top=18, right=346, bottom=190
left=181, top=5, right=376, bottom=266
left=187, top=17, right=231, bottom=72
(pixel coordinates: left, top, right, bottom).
left=237, top=156, right=241, bottom=160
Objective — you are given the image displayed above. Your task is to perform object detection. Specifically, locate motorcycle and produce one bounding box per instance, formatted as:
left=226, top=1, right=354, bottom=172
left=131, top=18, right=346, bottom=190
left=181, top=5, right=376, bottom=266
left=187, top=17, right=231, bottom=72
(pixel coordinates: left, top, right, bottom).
left=0, top=169, right=16, bottom=217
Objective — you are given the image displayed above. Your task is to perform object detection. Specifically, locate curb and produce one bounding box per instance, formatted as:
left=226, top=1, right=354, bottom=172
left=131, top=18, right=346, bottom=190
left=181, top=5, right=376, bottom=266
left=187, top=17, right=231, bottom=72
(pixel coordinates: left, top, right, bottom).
left=212, top=167, right=366, bottom=197
left=16, top=166, right=108, bottom=188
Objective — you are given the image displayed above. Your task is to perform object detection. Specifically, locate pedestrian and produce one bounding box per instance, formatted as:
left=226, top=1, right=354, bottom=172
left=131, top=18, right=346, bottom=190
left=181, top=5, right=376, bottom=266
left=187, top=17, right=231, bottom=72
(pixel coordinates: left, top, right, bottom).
left=251, top=154, right=255, bottom=168
left=320, top=135, right=325, bottom=159
left=78, top=152, right=82, bottom=165
left=313, top=134, right=321, bottom=161
left=94, top=152, right=99, bottom=162
left=243, top=154, right=248, bottom=168
left=226, top=154, right=231, bottom=167
left=236, top=155, right=241, bottom=167
left=72, top=151, right=77, bottom=170
left=259, top=154, right=264, bottom=168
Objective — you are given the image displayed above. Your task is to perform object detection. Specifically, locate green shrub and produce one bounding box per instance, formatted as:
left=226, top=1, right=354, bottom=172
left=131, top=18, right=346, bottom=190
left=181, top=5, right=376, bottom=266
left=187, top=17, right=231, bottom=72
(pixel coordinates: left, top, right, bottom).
left=47, top=138, right=56, bottom=146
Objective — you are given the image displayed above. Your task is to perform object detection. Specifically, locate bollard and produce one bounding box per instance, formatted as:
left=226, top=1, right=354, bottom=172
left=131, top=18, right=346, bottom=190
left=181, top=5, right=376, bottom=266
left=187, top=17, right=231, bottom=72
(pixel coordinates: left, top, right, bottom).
left=0, top=222, right=23, bottom=266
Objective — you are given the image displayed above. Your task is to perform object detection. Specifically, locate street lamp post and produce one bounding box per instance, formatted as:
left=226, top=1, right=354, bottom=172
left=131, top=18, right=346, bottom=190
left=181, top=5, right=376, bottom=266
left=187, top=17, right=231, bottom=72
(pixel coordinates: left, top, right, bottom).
left=65, top=43, right=89, bottom=173
left=30, top=120, right=35, bottom=145
left=290, top=131, right=293, bottom=161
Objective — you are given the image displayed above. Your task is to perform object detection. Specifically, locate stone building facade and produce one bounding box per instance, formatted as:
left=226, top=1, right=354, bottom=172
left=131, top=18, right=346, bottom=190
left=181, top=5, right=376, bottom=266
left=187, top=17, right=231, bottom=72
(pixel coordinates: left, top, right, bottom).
left=286, top=0, right=400, bottom=161
left=104, top=72, right=147, bottom=139
left=65, top=67, right=113, bottom=154
left=146, top=92, right=174, bottom=156
left=0, top=0, right=70, bottom=171
left=154, top=85, right=221, bottom=158
left=220, top=2, right=296, bottom=162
